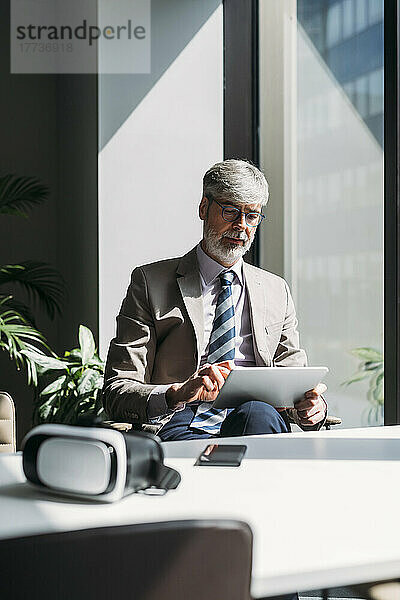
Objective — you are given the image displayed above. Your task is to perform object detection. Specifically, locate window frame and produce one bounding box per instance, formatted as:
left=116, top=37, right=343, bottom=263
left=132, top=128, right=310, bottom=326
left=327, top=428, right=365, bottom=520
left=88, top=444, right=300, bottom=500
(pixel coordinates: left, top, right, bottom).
left=383, top=0, right=400, bottom=424
left=223, top=0, right=260, bottom=265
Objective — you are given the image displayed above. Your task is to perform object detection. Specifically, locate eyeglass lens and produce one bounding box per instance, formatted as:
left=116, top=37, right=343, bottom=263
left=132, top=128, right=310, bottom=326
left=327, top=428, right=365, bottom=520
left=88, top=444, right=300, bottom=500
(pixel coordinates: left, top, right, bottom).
left=222, top=206, right=262, bottom=226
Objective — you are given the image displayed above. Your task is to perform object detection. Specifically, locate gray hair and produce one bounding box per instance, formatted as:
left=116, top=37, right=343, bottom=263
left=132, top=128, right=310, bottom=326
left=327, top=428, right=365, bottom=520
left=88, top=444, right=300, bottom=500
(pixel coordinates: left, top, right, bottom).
left=202, top=159, right=269, bottom=207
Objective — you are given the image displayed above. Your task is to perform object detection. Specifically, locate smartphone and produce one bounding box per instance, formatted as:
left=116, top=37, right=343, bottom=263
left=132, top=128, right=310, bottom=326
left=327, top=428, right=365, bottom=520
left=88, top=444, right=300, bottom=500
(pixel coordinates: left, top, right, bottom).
left=195, top=444, right=247, bottom=467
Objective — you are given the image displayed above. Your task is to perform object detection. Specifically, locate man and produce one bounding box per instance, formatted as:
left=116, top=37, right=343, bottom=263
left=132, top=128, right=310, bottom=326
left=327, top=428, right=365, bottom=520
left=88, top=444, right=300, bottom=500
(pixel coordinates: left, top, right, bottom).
left=102, top=160, right=327, bottom=440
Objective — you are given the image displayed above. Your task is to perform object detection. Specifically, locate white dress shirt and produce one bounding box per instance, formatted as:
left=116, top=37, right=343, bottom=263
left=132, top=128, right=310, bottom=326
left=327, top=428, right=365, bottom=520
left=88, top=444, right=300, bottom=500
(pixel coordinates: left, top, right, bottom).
left=196, top=243, right=256, bottom=367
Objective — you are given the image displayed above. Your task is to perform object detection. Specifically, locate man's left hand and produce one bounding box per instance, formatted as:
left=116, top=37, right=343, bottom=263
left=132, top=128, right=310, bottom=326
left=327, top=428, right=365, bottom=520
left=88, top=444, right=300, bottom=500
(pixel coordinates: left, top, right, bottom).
left=294, top=383, right=327, bottom=426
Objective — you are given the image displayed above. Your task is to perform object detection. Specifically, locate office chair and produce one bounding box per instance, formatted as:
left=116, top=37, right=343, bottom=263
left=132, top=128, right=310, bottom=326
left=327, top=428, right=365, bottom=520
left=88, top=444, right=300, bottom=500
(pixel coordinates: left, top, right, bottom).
left=324, top=415, right=342, bottom=429
left=0, top=392, right=16, bottom=453
left=0, top=519, right=253, bottom=600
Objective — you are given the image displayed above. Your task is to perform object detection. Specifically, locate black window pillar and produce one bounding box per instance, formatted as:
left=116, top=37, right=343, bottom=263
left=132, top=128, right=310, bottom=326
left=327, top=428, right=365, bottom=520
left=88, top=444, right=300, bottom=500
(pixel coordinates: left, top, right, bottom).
left=223, top=0, right=259, bottom=265
left=384, top=0, right=400, bottom=425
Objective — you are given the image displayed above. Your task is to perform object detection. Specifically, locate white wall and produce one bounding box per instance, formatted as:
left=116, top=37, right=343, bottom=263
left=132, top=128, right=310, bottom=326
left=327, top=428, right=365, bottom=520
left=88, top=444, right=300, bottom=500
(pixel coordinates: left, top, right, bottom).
left=98, top=4, right=223, bottom=354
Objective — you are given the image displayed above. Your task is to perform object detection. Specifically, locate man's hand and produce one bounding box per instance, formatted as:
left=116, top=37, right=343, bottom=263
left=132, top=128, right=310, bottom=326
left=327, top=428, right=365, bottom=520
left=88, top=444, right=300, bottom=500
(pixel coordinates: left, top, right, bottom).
left=166, top=361, right=233, bottom=411
left=294, top=383, right=327, bottom=427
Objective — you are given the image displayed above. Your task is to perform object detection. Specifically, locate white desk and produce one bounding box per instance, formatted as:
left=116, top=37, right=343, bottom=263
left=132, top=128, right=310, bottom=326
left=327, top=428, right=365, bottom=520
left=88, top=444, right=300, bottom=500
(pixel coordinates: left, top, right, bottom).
left=2, top=426, right=400, bottom=598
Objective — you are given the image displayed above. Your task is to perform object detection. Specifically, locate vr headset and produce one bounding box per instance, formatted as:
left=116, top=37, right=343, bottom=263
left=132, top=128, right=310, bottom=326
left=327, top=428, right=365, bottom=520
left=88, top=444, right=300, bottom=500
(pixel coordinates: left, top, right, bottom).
left=22, top=424, right=181, bottom=502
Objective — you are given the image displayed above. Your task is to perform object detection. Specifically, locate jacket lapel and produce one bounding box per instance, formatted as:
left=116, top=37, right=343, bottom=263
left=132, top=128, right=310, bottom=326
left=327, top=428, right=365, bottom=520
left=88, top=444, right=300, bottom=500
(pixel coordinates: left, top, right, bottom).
left=176, top=251, right=273, bottom=367
left=176, top=247, right=204, bottom=366
left=243, top=262, right=270, bottom=366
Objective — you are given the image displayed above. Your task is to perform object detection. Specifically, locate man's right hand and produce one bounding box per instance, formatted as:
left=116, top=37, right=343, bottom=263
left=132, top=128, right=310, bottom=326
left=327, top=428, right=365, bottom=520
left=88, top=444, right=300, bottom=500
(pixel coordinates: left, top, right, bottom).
left=166, top=361, right=233, bottom=411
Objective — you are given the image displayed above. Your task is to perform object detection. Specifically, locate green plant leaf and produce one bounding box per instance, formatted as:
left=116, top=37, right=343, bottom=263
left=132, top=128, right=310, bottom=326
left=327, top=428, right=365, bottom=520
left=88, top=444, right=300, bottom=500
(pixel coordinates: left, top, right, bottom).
left=39, top=401, right=54, bottom=420
left=0, top=262, right=65, bottom=320
left=373, top=381, right=384, bottom=404
left=0, top=302, right=47, bottom=385
left=367, top=405, right=376, bottom=425
left=363, top=361, right=383, bottom=371
left=94, top=376, right=104, bottom=389
left=58, top=393, right=82, bottom=424
left=40, top=375, right=67, bottom=396
left=350, top=347, right=383, bottom=363
left=88, top=355, right=105, bottom=371
left=79, top=325, right=96, bottom=365
left=0, top=174, right=49, bottom=217
left=342, top=371, right=370, bottom=386
left=371, top=371, right=384, bottom=404
left=21, top=349, right=67, bottom=371
left=65, top=349, right=82, bottom=361
left=370, top=368, right=384, bottom=389
left=76, top=368, right=101, bottom=395
left=31, top=323, right=105, bottom=425
left=0, top=296, right=36, bottom=326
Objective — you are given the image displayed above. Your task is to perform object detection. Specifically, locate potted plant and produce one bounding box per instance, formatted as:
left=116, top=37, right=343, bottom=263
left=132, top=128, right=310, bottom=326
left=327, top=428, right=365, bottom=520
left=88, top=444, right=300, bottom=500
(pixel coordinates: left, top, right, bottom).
left=0, top=174, right=104, bottom=426
left=23, top=325, right=105, bottom=425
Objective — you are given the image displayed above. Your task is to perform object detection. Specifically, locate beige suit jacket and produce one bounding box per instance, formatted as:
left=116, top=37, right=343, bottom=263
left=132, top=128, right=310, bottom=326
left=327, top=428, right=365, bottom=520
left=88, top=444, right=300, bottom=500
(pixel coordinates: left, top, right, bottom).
left=102, top=246, right=309, bottom=430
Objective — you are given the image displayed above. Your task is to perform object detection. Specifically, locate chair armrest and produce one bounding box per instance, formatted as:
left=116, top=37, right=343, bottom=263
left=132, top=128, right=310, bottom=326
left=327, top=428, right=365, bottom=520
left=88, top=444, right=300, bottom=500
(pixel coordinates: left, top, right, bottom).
left=103, top=420, right=133, bottom=432
left=324, top=415, right=342, bottom=429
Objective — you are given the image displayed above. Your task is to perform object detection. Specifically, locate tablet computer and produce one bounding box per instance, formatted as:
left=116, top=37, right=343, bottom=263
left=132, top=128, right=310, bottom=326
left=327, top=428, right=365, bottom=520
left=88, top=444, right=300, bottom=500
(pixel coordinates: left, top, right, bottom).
left=212, top=366, right=329, bottom=410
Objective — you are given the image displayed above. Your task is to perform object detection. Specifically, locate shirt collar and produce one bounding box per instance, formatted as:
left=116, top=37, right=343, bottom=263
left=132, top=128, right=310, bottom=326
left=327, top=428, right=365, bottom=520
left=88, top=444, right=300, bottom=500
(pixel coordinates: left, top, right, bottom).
left=196, top=242, right=244, bottom=286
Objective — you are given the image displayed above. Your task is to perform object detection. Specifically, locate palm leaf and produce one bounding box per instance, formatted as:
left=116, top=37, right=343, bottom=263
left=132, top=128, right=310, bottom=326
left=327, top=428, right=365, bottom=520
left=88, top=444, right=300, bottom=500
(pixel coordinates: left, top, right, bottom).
left=0, top=300, right=47, bottom=385
left=0, top=261, right=65, bottom=319
left=0, top=174, right=49, bottom=217
left=21, top=348, right=68, bottom=372
left=0, top=295, right=36, bottom=325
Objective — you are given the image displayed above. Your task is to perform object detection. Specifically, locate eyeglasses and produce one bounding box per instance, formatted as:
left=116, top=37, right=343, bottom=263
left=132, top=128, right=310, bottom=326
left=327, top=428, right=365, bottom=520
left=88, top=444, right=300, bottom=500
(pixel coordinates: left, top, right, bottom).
left=210, top=197, right=265, bottom=227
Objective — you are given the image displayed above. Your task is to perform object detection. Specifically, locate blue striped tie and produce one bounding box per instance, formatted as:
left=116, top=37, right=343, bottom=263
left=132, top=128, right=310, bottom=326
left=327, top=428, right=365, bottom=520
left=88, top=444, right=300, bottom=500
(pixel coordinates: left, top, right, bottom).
left=190, top=271, right=236, bottom=435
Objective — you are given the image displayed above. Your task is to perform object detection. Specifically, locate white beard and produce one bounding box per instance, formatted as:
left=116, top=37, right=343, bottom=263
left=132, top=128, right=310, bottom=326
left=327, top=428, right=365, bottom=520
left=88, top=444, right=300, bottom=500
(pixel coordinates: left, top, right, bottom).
left=202, top=221, right=254, bottom=264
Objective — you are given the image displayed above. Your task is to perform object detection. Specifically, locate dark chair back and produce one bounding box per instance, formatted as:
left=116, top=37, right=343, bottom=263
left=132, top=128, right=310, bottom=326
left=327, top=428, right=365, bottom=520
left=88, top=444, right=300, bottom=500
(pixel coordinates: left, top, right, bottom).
left=0, top=519, right=253, bottom=600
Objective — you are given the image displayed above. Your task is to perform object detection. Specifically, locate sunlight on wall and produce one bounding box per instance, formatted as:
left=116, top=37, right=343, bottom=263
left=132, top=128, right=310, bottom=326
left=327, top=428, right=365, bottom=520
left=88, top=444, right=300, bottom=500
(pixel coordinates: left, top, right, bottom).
left=98, top=6, right=223, bottom=354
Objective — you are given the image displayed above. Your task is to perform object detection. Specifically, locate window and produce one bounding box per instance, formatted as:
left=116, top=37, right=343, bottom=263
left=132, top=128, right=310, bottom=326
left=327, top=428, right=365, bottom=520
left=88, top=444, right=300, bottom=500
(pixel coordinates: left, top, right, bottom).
left=369, top=68, right=384, bottom=116
left=343, top=0, right=355, bottom=38
left=368, top=0, right=383, bottom=25
left=355, top=74, right=369, bottom=117
left=327, top=2, right=342, bottom=47
left=355, top=0, right=368, bottom=33
left=259, top=0, right=384, bottom=427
